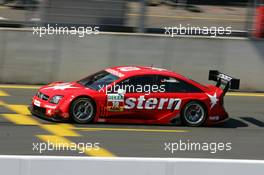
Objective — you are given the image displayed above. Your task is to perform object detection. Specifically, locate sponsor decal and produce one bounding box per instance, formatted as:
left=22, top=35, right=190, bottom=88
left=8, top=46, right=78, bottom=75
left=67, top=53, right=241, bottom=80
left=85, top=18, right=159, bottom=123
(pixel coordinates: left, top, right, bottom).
left=209, top=116, right=220, bottom=121
left=106, top=67, right=141, bottom=77
left=147, top=67, right=167, bottom=71
left=117, top=66, right=141, bottom=72
left=105, top=68, right=125, bottom=77
left=98, top=118, right=106, bottom=122
left=44, top=105, right=57, bottom=109
left=107, top=94, right=125, bottom=112
left=34, top=99, right=41, bottom=107
left=107, top=95, right=182, bottom=111
left=218, top=73, right=232, bottom=81
left=125, top=96, right=182, bottom=110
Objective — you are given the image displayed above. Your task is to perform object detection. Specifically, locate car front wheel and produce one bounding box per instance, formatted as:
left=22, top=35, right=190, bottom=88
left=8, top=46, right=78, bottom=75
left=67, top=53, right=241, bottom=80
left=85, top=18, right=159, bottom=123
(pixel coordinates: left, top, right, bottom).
left=70, top=97, right=96, bottom=124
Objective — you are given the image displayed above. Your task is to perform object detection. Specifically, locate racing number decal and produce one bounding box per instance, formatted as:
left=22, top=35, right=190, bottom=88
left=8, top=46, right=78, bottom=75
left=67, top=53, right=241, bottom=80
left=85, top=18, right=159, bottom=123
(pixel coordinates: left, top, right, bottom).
left=107, top=94, right=125, bottom=112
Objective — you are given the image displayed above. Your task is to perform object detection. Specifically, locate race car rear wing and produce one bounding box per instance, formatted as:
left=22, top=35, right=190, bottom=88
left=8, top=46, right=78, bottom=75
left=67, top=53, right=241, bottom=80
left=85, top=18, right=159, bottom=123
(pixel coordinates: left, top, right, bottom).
left=209, top=70, right=240, bottom=94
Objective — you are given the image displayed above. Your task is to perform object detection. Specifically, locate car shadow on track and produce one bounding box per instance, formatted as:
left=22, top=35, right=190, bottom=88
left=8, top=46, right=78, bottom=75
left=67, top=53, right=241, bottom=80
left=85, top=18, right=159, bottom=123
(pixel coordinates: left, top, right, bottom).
left=33, top=113, right=258, bottom=129
left=213, top=117, right=264, bottom=128
left=240, top=117, right=264, bottom=127
left=213, top=118, right=248, bottom=128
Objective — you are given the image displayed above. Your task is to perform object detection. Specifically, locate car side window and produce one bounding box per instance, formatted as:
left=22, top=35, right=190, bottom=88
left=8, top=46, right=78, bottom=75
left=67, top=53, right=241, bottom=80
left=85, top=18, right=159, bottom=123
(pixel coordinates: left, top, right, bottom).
left=115, top=75, right=156, bottom=93
left=158, top=76, right=202, bottom=93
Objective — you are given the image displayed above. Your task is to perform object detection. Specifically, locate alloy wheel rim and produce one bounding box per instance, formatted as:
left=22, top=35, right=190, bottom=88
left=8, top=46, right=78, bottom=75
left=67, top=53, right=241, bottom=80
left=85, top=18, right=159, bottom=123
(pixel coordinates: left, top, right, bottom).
left=184, top=103, right=205, bottom=125
left=73, top=100, right=93, bottom=121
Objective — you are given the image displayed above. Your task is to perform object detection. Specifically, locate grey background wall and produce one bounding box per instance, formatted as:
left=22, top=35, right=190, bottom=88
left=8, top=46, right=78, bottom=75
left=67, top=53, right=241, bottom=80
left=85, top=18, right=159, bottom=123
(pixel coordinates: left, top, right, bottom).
left=0, top=29, right=263, bottom=91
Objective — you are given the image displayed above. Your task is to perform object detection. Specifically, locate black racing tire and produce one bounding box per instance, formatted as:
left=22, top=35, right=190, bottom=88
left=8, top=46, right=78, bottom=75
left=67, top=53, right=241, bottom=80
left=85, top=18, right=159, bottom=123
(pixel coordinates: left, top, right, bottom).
left=181, top=101, right=207, bottom=127
left=69, top=97, right=96, bottom=124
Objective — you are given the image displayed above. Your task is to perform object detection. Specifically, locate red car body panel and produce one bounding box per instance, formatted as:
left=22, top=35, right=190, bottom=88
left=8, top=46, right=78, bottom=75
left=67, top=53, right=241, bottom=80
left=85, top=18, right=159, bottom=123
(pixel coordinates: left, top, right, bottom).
left=30, top=66, right=229, bottom=126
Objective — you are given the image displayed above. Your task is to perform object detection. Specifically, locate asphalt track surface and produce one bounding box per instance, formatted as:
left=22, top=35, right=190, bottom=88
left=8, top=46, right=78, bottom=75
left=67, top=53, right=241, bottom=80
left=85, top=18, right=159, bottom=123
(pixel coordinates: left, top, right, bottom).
left=0, top=84, right=263, bottom=159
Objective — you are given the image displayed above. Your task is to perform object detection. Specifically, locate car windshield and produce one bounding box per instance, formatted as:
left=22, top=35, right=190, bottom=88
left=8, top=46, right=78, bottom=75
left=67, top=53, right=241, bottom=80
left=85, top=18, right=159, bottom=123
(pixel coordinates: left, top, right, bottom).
left=77, top=70, right=119, bottom=91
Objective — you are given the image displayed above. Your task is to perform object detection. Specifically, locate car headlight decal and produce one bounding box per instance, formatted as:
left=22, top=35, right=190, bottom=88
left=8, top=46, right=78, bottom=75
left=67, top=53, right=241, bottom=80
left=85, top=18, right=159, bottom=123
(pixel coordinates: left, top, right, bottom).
left=49, top=95, right=63, bottom=104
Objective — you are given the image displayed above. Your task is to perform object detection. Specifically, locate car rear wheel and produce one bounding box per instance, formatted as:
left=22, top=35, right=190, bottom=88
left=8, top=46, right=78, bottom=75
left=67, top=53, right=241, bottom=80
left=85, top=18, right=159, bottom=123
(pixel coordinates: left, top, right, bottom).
left=70, top=97, right=96, bottom=124
left=182, top=101, right=206, bottom=127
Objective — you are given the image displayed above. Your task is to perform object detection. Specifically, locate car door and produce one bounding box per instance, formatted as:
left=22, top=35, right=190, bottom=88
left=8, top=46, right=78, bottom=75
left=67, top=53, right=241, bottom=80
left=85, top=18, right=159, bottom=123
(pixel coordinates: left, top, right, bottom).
left=105, top=74, right=158, bottom=121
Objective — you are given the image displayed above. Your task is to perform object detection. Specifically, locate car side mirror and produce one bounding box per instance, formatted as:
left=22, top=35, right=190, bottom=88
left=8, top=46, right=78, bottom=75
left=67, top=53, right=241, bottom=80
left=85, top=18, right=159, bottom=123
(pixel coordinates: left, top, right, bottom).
left=117, top=89, right=126, bottom=95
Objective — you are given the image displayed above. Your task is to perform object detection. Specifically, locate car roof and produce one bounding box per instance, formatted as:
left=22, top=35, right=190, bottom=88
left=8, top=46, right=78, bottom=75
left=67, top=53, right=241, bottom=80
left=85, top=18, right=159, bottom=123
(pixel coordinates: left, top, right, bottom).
left=105, top=66, right=185, bottom=78
left=105, top=66, right=208, bottom=92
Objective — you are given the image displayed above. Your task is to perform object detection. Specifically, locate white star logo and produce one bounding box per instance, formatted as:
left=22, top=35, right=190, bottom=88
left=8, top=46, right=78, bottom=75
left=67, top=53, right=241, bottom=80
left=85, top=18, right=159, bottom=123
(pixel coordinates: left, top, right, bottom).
left=43, top=83, right=78, bottom=90
left=47, top=109, right=52, bottom=115
left=206, top=92, right=219, bottom=109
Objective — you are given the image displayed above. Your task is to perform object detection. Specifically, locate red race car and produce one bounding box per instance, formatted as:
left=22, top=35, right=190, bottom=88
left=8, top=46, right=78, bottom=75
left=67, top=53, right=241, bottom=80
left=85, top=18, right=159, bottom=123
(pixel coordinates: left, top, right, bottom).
left=29, top=66, right=240, bottom=127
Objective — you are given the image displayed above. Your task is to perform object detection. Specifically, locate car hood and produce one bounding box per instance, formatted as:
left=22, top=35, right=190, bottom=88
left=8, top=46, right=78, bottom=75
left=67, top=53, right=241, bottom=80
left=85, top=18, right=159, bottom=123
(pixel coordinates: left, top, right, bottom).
left=38, top=82, right=91, bottom=97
